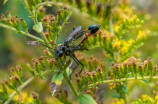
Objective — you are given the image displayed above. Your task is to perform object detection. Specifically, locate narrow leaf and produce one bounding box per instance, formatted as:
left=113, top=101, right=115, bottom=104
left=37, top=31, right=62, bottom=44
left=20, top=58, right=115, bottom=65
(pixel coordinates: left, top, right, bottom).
left=78, top=94, right=97, bottom=104
left=122, top=86, right=128, bottom=94
left=3, top=0, right=8, bottom=5
left=111, top=93, right=122, bottom=98
left=51, top=73, right=63, bottom=96
left=33, top=22, right=43, bottom=33
left=142, top=79, right=149, bottom=84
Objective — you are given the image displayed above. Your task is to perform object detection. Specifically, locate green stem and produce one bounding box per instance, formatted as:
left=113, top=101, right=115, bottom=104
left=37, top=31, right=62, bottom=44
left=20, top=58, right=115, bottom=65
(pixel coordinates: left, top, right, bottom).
left=122, top=82, right=128, bottom=104
left=4, top=70, right=59, bottom=104
left=109, top=18, right=114, bottom=35
left=0, top=23, right=43, bottom=42
left=63, top=70, right=79, bottom=98
left=85, top=76, right=158, bottom=91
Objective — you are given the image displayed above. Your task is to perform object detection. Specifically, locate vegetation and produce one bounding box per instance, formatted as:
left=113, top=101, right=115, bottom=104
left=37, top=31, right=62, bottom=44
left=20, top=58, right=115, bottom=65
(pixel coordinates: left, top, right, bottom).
left=0, top=0, right=158, bottom=104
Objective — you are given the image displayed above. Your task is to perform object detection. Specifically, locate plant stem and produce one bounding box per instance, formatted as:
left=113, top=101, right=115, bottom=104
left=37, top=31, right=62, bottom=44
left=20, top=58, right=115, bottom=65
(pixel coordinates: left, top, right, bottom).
left=122, top=82, right=128, bottom=104
left=4, top=70, right=59, bottom=104
left=63, top=70, right=79, bottom=98
left=86, top=76, right=158, bottom=90
left=0, top=23, right=44, bottom=42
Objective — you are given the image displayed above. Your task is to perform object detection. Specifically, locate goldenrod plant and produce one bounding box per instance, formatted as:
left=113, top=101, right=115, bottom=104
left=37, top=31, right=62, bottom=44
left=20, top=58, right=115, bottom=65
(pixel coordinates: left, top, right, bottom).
left=0, top=0, right=158, bottom=104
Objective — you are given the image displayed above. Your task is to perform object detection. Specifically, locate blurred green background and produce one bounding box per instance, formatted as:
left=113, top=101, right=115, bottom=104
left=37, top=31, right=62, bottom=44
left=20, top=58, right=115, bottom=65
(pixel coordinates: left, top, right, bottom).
left=0, top=0, right=158, bottom=103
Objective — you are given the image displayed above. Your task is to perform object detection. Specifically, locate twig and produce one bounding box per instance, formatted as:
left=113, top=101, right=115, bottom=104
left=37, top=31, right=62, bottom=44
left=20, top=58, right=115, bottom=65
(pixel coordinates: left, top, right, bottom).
left=4, top=70, right=59, bottom=104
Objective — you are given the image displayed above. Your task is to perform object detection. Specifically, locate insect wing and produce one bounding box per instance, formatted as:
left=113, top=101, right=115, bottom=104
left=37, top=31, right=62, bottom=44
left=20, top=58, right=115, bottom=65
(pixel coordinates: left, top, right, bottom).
left=65, top=26, right=82, bottom=42
left=25, top=37, right=40, bottom=46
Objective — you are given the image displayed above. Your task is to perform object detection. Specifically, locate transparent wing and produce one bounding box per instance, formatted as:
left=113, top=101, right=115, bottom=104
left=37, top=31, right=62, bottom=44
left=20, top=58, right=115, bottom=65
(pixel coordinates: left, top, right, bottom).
left=65, top=26, right=82, bottom=42
left=25, top=37, right=40, bottom=46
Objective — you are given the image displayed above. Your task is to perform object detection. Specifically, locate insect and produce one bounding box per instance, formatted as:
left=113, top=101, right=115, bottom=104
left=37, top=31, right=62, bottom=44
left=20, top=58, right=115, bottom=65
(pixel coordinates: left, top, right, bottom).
left=26, top=25, right=101, bottom=78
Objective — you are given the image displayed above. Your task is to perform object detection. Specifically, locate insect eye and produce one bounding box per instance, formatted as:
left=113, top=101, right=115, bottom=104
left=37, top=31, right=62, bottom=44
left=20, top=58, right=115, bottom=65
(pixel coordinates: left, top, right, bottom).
left=59, top=51, right=63, bottom=58
left=61, top=45, right=65, bottom=51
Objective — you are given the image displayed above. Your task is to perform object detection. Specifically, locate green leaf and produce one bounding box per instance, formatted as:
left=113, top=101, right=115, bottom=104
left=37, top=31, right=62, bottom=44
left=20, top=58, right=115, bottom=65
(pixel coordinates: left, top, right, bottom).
left=122, top=86, right=128, bottom=94
left=3, top=0, right=8, bottom=5
left=51, top=73, right=63, bottom=96
left=111, top=93, right=122, bottom=98
left=78, top=94, right=97, bottom=104
left=142, top=79, right=149, bottom=84
left=33, top=22, right=43, bottom=33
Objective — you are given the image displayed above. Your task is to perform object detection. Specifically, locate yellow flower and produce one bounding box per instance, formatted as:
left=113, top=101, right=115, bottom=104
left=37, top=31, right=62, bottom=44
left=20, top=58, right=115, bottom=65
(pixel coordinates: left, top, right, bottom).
left=141, top=94, right=150, bottom=101
left=155, top=95, right=158, bottom=100
left=113, top=40, right=121, bottom=49
left=128, top=39, right=134, bottom=45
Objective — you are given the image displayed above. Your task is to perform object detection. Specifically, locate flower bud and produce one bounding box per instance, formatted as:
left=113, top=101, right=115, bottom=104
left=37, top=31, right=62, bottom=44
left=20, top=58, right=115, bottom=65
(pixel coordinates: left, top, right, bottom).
left=138, top=64, right=144, bottom=78
left=56, top=9, right=62, bottom=26
left=43, top=49, right=53, bottom=57
left=132, top=61, right=138, bottom=79
left=49, top=58, right=57, bottom=69
left=39, top=56, right=46, bottom=71
left=11, top=16, right=20, bottom=31
left=37, top=7, right=46, bottom=21
left=0, top=83, right=8, bottom=98
left=32, top=58, right=43, bottom=79
left=31, top=92, right=41, bottom=104
left=16, top=65, right=23, bottom=83
left=25, top=61, right=35, bottom=76
left=153, top=65, right=157, bottom=76
left=96, top=66, right=104, bottom=81
left=6, top=11, right=11, bottom=19
left=18, top=95, right=24, bottom=104
left=11, top=67, right=16, bottom=75
left=147, top=57, right=153, bottom=76
left=1, top=13, right=7, bottom=23
left=14, top=75, right=22, bottom=84
left=20, top=18, right=28, bottom=32
left=5, top=79, right=15, bottom=90
left=62, top=7, right=68, bottom=19
left=44, top=31, right=52, bottom=42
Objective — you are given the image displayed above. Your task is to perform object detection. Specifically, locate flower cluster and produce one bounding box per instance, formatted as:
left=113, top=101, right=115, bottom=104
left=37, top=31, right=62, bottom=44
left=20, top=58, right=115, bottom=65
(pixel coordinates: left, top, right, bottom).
left=131, top=94, right=158, bottom=104
left=111, top=57, right=157, bottom=80
left=40, top=7, right=71, bottom=43
left=0, top=11, right=28, bottom=32
left=112, top=98, right=125, bottom=104
left=75, top=66, right=104, bottom=91
left=55, top=89, right=71, bottom=104
left=3, top=65, right=23, bottom=95
left=26, top=0, right=42, bottom=11
left=115, top=15, right=144, bottom=38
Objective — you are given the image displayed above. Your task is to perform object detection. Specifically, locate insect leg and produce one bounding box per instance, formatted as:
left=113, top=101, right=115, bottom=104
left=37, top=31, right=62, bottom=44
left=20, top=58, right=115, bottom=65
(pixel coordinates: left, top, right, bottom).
left=59, top=55, right=66, bottom=71
left=69, top=56, right=79, bottom=79
left=78, top=34, right=88, bottom=46
left=70, top=42, right=81, bottom=48
left=75, top=31, right=85, bottom=40
left=72, top=55, right=84, bottom=74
